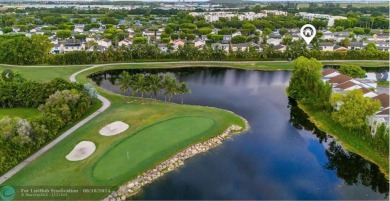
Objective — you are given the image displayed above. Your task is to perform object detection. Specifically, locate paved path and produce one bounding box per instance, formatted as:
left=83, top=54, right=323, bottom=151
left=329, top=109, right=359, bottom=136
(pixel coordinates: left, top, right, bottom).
left=0, top=65, right=111, bottom=184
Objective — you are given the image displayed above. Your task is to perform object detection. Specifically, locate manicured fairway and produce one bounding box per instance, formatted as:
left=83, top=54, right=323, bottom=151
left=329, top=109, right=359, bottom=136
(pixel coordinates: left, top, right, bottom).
left=0, top=108, right=40, bottom=119
left=0, top=65, right=88, bottom=82
left=93, top=116, right=216, bottom=181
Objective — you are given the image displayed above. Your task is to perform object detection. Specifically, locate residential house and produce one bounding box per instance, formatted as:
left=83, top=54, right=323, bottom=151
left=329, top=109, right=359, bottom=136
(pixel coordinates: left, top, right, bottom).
left=97, top=39, right=112, bottom=48
left=142, top=30, right=156, bottom=37
left=222, top=35, right=232, bottom=43
left=335, top=81, right=361, bottom=91
left=360, top=87, right=378, bottom=98
left=374, top=33, right=390, bottom=42
left=194, top=38, right=206, bottom=48
left=62, top=40, right=85, bottom=52
left=373, top=93, right=390, bottom=110
left=348, top=42, right=364, bottom=50
left=319, top=42, right=334, bottom=51
left=333, top=45, right=348, bottom=51
left=269, top=32, right=282, bottom=39
left=322, top=31, right=334, bottom=40
left=170, top=39, right=185, bottom=47
left=267, top=38, right=281, bottom=46
left=158, top=43, right=169, bottom=53
left=322, top=69, right=340, bottom=79
left=369, top=93, right=390, bottom=135
left=51, top=44, right=62, bottom=54
left=333, top=31, right=350, bottom=42
left=274, top=44, right=286, bottom=52
left=375, top=41, right=390, bottom=51
left=328, top=74, right=352, bottom=86
left=74, top=24, right=85, bottom=33
left=118, top=39, right=132, bottom=47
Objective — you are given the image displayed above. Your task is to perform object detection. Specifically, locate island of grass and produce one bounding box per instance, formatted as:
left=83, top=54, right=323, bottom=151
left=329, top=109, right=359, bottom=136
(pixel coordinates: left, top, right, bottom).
left=3, top=67, right=248, bottom=200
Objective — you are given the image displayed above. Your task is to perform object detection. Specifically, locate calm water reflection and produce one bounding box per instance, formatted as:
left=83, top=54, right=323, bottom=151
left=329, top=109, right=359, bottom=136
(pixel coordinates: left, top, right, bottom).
left=89, top=68, right=388, bottom=200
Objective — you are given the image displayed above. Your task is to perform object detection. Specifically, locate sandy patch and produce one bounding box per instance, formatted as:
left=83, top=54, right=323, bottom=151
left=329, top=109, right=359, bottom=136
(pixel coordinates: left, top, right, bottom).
left=99, top=121, right=129, bottom=136
left=66, top=141, right=96, bottom=161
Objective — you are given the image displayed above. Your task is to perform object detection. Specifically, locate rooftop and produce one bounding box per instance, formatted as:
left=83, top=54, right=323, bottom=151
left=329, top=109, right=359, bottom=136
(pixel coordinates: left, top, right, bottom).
left=329, top=74, right=352, bottom=84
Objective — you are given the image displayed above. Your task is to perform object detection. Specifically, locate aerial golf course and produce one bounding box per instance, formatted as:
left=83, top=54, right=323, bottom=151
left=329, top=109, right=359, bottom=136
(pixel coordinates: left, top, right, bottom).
left=1, top=60, right=388, bottom=199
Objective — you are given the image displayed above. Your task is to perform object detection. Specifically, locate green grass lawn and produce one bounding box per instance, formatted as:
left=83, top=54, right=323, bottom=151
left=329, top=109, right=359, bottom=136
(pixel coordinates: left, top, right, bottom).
left=376, top=81, right=390, bottom=87
left=5, top=93, right=246, bottom=200
left=0, top=108, right=40, bottom=119
left=298, top=102, right=389, bottom=179
left=0, top=65, right=89, bottom=82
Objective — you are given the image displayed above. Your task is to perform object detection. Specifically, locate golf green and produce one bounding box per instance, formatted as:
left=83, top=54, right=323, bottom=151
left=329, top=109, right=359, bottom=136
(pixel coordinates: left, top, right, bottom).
left=93, top=116, right=216, bottom=181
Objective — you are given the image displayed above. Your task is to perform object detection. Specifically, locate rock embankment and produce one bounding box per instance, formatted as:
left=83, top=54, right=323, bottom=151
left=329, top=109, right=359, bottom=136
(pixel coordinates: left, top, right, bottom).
left=104, top=123, right=247, bottom=201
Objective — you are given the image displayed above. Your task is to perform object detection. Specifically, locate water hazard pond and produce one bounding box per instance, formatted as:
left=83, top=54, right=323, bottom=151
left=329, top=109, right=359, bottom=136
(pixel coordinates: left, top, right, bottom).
left=89, top=68, right=388, bottom=200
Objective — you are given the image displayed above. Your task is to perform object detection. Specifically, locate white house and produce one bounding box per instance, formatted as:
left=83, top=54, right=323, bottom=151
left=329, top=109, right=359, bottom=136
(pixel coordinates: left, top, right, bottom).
left=62, top=40, right=85, bottom=52
left=267, top=38, right=281, bottom=46
left=194, top=38, right=206, bottom=48
left=118, top=39, right=132, bottom=47
left=320, top=42, right=335, bottom=51
left=97, top=39, right=112, bottom=48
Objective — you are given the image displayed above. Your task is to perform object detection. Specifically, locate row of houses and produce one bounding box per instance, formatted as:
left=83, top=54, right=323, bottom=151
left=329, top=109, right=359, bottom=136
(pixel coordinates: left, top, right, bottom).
left=322, top=69, right=389, bottom=135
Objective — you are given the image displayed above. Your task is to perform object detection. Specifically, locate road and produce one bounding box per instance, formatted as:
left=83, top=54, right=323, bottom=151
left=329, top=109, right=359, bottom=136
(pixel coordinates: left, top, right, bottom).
left=0, top=65, right=111, bottom=184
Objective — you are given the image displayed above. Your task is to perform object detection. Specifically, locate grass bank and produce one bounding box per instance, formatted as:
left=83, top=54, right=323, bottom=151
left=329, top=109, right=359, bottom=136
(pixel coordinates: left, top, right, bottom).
left=298, top=102, right=389, bottom=179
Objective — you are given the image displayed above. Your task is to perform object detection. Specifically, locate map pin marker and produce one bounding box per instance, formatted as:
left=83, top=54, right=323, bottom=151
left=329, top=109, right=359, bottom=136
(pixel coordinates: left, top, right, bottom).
left=300, top=24, right=316, bottom=45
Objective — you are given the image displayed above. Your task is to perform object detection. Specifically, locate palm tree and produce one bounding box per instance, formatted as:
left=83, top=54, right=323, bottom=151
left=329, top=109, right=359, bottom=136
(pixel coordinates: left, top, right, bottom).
left=132, top=74, right=146, bottom=98
left=162, top=75, right=172, bottom=101
left=117, top=71, right=133, bottom=94
left=146, top=74, right=163, bottom=101
left=177, top=82, right=191, bottom=104
left=165, top=78, right=178, bottom=102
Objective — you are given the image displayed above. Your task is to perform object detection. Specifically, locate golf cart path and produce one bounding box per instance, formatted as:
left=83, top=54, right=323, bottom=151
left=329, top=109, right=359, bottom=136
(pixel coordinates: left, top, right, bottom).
left=0, top=64, right=110, bottom=184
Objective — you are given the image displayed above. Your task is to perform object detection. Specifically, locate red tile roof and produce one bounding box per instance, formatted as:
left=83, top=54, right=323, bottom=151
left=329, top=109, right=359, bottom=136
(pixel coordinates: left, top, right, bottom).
left=336, top=81, right=357, bottom=89
left=372, top=93, right=390, bottom=108
left=322, top=69, right=337, bottom=77
left=360, top=87, right=372, bottom=94
left=329, top=74, right=352, bottom=84
left=377, top=108, right=389, bottom=116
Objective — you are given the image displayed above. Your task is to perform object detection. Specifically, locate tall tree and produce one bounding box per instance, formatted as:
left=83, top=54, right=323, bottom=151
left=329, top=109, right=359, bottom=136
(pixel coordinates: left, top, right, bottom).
left=330, top=89, right=381, bottom=132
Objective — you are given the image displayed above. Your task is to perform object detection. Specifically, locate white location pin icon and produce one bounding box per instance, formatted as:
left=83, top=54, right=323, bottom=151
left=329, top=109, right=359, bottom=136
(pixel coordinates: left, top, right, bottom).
left=300, top=24, right=316, bottom=45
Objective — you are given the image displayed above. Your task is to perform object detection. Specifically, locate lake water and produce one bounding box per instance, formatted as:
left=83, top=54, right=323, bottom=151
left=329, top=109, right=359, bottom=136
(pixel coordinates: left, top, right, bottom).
left=89, top=68, right=389, bottom=200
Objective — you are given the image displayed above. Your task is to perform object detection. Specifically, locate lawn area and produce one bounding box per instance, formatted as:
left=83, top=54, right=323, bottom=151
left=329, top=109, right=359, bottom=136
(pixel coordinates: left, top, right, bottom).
left=0, top=65, right=89, bottom=82
left=377, top=81, right=390, bottom=87
left=298, top=102, right=389, bottom=179
left=322, top=60, right=389, bottom=67
left=5, top=91, right=246, bottom=200
left=0, top=108, right=40, bottom=119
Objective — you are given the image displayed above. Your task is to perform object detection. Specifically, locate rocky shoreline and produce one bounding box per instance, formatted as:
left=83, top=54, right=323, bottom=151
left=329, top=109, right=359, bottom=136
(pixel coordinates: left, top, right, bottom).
left=104, top=119, right=249, bottom=201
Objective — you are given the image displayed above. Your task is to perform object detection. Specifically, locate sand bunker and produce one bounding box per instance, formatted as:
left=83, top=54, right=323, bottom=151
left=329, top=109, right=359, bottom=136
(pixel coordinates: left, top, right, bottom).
left=66, top=141, right=96, bottom=161
left=99, top=121, right=129, bottom=136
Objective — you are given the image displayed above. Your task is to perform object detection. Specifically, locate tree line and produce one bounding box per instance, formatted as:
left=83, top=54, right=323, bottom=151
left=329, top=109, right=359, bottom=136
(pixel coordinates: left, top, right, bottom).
left=117, top=72, right=190, bottom=103
left=0, top=75, right=95, bottom=175
left=286, top=56, right=388, bottom=157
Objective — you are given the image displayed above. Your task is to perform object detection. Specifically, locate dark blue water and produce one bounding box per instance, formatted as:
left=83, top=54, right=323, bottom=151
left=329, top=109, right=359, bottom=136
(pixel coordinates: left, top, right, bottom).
left=89, top=68, right=389, bottom=200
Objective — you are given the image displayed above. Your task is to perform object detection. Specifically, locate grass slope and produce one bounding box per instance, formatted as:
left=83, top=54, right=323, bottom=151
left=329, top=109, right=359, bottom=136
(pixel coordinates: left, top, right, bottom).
left=298, top=102, right=389, bottom=179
